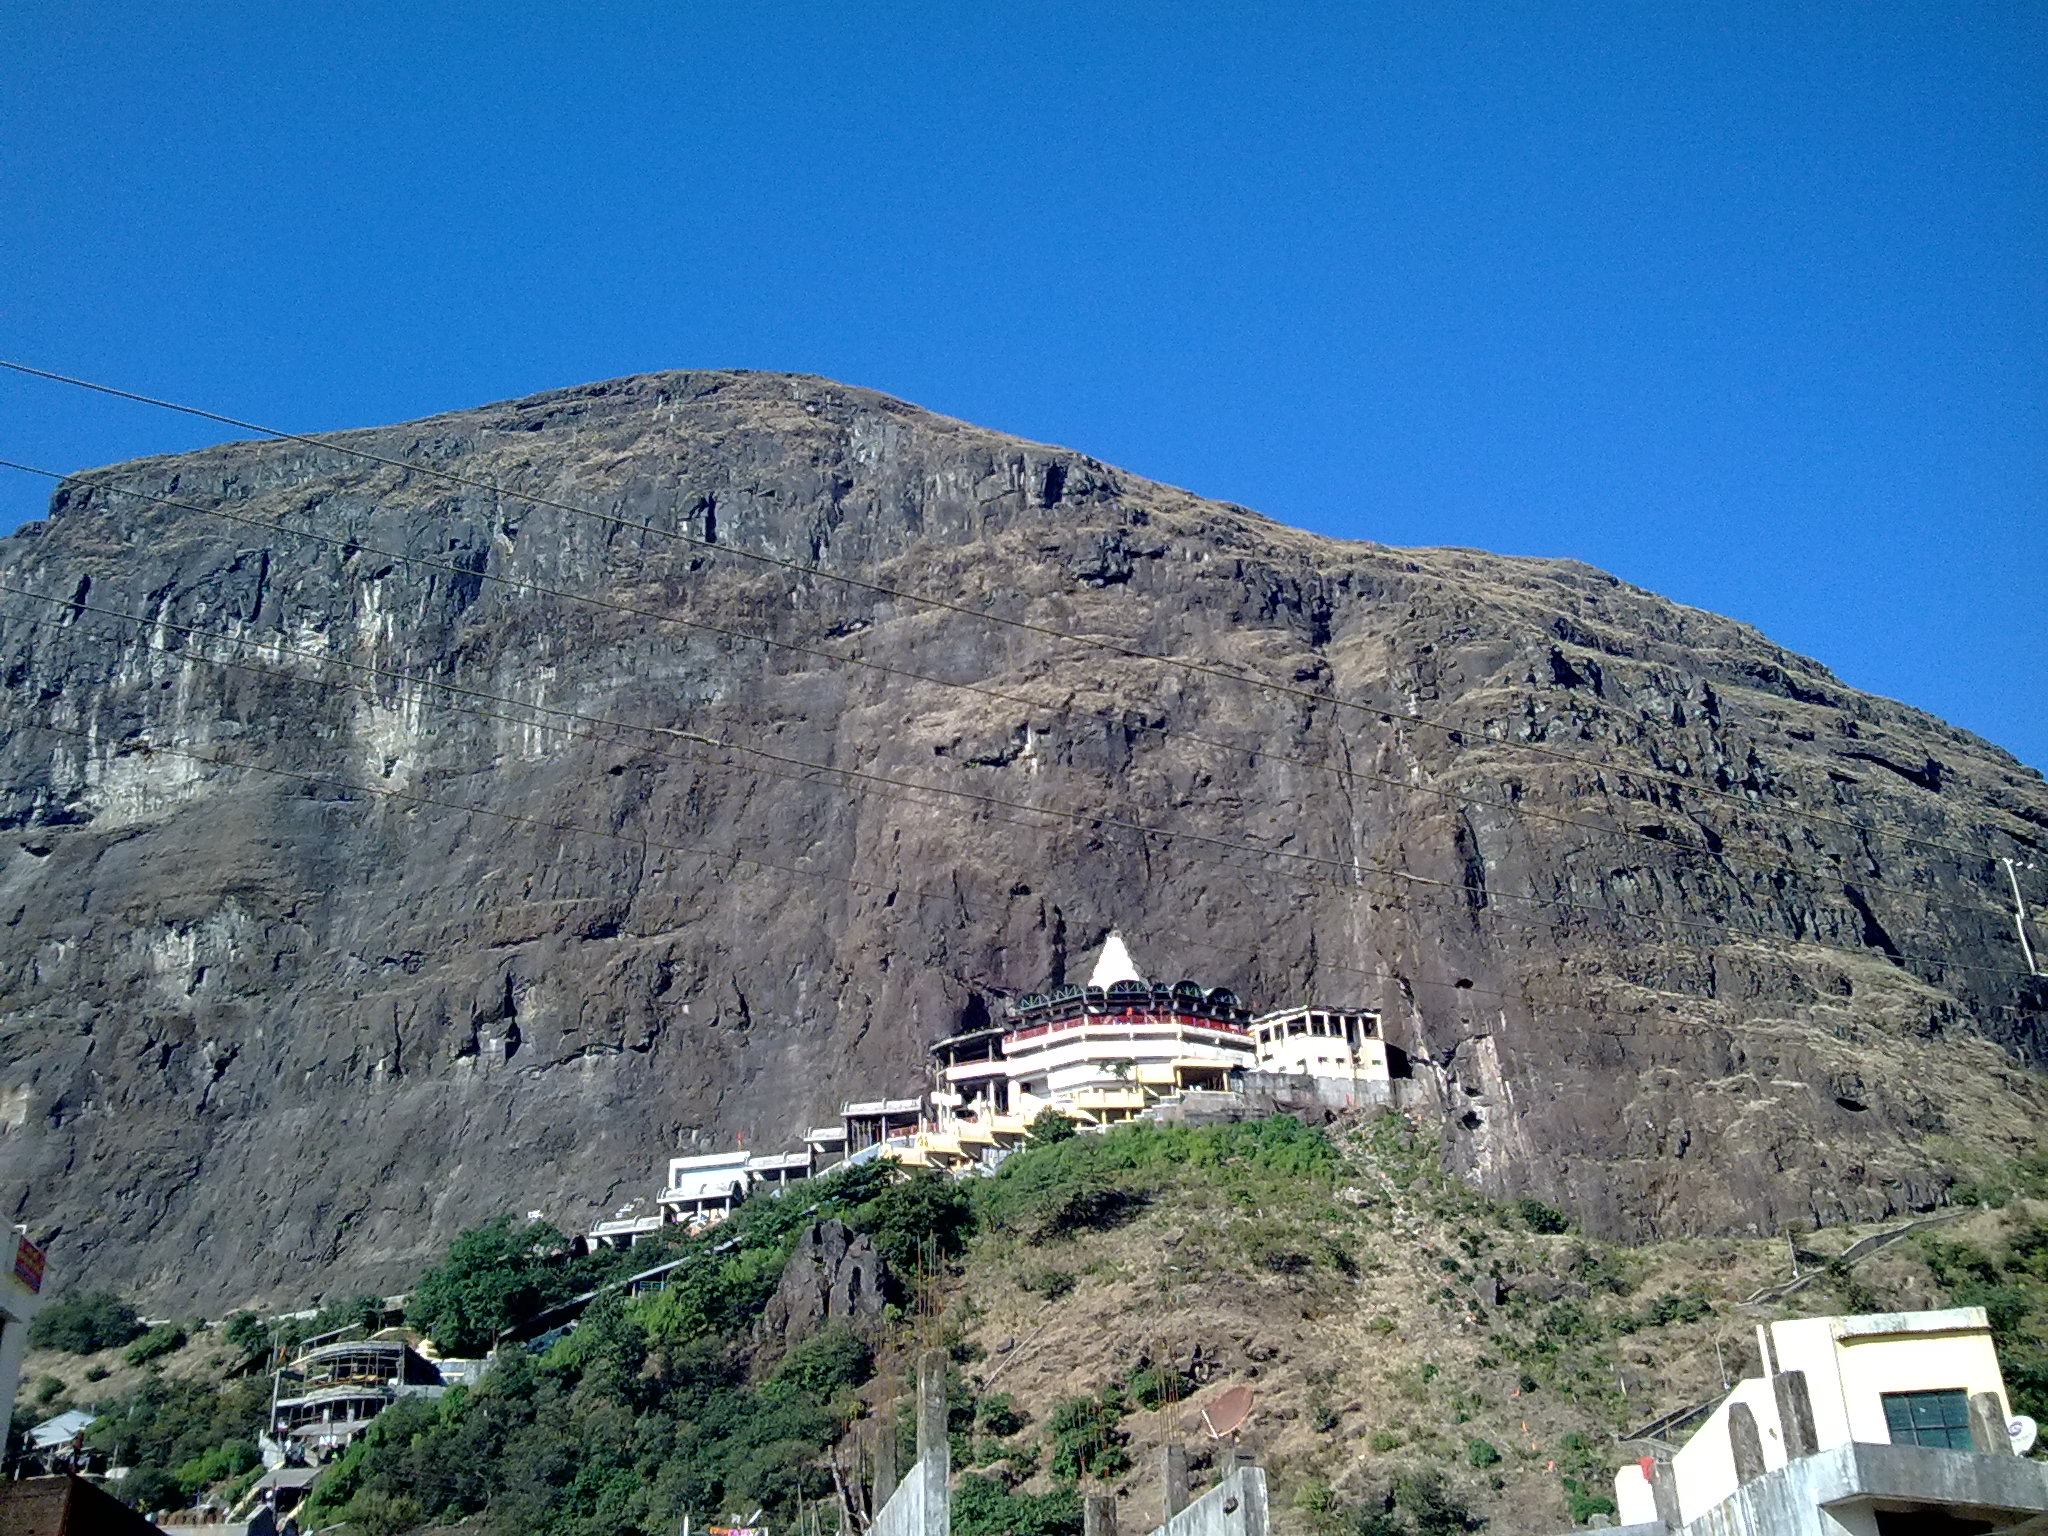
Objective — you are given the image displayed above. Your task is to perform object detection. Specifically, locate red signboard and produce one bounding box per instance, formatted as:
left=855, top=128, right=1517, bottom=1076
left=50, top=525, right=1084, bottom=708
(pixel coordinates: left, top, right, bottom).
left=13, top=1233, right=45, bottom=1293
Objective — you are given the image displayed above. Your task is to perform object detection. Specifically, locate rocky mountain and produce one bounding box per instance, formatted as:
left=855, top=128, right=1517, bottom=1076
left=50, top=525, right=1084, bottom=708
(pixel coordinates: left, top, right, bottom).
left=0, top=370, right=2041, bottom=1310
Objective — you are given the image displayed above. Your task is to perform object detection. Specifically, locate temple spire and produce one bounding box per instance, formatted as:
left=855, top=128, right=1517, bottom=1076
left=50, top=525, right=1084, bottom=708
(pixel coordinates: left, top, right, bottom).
left=1087, top=930, right=1143, bottom=988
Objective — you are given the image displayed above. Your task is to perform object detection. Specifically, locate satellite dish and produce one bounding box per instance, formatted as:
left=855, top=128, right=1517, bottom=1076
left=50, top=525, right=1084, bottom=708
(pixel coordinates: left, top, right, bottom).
left=2011, top=1415, right=2039, bottom=1456
left=1201, top=1385, right=1255, bottom=1438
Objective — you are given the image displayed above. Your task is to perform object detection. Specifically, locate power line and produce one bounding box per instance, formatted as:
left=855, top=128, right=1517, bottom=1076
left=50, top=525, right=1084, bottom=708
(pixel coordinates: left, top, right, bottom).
left=1, top=358, right=2029, bottom=869
left=3, top=576, right=2008, bottom=925
left=3, top=599, right=2029, bottom=987
left=0, top=458, right=2018, bottom=926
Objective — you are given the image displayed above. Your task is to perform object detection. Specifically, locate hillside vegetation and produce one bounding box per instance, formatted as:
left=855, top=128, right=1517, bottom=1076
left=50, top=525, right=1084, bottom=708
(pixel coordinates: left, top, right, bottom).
left=16, top=1111, right=2048, bottom=1536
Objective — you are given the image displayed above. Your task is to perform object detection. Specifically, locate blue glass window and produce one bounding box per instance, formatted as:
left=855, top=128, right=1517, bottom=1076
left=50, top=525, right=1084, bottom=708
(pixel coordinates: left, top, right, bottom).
left=1881, top=1389, right=1975, bottom=1451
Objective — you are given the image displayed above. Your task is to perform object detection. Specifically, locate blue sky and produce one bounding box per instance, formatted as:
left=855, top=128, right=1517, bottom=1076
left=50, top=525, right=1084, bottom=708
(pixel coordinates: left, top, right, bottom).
left=2, top=4, right=2042, bottom=767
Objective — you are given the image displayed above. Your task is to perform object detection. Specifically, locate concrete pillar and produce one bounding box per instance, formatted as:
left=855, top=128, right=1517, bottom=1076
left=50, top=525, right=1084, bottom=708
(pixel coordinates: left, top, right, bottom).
left=871, top=1408, right=898, bottom=1508
left=1729, top=1401, right=1767, bottom=1485
left=0, top=1314, right=33, bottom=1452
left=1773, top=1370, right=1819, bottom=1459
left=1970, top=1392, right=2011, bottom=1456
left=1161, top=1445, right=1189, bottom=1521
left=1648, top=1458, right=1681, bottom=1530
left=917, top=1349, right=948, bottom=1462
left=1084, top=1492, right=1118, bottom=1536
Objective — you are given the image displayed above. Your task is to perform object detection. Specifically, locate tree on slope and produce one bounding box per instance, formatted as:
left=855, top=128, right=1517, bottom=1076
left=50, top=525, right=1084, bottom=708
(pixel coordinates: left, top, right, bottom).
left=407, top=1217, right=582, bottom=1355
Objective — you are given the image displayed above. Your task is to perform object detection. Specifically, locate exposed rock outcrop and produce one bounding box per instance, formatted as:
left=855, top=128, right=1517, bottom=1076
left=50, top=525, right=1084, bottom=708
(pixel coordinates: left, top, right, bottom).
left=754, top=1218, right=889, bottom=1375
left=0, top=370, right=2041, bottom=1309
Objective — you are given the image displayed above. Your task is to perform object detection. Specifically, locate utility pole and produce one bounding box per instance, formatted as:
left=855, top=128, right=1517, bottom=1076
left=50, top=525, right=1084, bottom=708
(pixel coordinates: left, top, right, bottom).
left=2002, top=860, right=2042, bottom=978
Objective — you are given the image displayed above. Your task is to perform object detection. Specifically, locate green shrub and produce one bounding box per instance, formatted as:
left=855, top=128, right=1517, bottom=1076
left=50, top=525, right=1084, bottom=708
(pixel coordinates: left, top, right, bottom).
left=976, top=1115, right=1341, bottom=1241
left=1563, top=1477, right=1617, bottom=1523
left=116, top=1467, right=184, bottom=1517
left=222, top=1312, right=268, bottom=1360
left=172, top=1439, right=259, bottom=1497
left=1392, top=1470, right=1482, bottom=1534
left=1046, top=1391, right=1130, bottom=1480
left=405, top=1216, right=587, bottom=1355
left=82, top=1365, right=108, bottom=1383
left=1125, top=1360, right=1193, bottom=1411
left=33, top=1375, right=64, bottom=1405
left=977, top=1393, right=1026, bottom=1438
left=1351, top=1471, right=1481, bottom=1536
left=1020, top=1268, right=1077, bottom=1301
left=124, top=1324, right=187, bottom=1367
left=1517, top=1199, right=1570, bottom=1234
left=1028, top=1110, right=1079, bottom=1146
left=770, top=1325, right=872, bottom=1398
left=851, top=1169, right=977, bottom=1278
left=338, top=1488, right=427, bottom=1536
left=951, top=1472, right=1082, bottom=1536
left=1466, top=1437, right=1501, bottom=1467
left=1623, top=1290, right=1711, bottom=1331
left=29, top=1291, right=145, bottom=1354
left=1368, top=1429, right=1403, bottom=1452
left=1030, top=1182, right=1147, bottom=1242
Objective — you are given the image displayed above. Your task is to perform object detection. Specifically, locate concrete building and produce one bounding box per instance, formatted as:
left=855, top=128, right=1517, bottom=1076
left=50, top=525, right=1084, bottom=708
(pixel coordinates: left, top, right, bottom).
left=593, top=1140, right=830, bottom=1250
left=586, top=1200, right=664, bottom=1250
left=1579, top=1307, right=2048, bottom=1534
left=1249, top=1005, right=1391, bottom=1082
left=804, top=1124, right=849, bottom=1163
left=844, top=1099, right=924, bottom=1153
left=932, top=932, right=1260, bottom=1127
left=656, top=1150, right=755, bottom=1229
left=0, top=1228, right=47, bottom=1452
left=271, top=1336, right=454, bottom=1457
left=592, top=932, right=1403, bottom=1226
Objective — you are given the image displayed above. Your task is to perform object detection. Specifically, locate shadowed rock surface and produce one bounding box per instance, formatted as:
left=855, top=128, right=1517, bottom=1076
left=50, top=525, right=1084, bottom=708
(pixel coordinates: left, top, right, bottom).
left=753, top=1218, right=889, bottom=1377
left=0, top=370, right=2041, bottom=1310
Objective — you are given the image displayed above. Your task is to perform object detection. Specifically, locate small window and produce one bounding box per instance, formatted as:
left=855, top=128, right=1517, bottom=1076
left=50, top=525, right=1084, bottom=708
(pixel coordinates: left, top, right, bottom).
left=1882, top=1390, right=1975, bottom=1451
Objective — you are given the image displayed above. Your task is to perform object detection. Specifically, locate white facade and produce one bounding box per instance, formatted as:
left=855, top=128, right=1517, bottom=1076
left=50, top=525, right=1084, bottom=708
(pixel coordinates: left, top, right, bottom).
left=1606, top=1306, right=2036, bottom=1533
left=657, top=1150, right=753, bottom=1227
left=0, top=1231, right=47, bottom=1451
left=1250, top=1006, right=1388, bottom=1081
left=1002, top=1011, right=1253, bottom=1105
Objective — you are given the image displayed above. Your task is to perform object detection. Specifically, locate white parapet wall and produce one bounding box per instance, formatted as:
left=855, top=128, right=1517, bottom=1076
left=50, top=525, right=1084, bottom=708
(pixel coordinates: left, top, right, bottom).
left=1681, top=1441, right=2048, bottom=1535
left=1144, top=1466, right=1268, bottom=1536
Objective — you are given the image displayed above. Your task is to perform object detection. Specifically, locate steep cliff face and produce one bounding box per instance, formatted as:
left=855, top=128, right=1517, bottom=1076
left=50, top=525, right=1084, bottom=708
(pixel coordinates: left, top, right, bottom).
left=0, top=370, right=2041, bottom=1309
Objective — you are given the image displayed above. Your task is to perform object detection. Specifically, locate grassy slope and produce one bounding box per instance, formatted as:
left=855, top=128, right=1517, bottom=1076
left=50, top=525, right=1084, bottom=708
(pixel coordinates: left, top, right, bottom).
left=17, top=1110, right=2044, bottom=1536
left=915, top=1112, right=2045, bottom=1536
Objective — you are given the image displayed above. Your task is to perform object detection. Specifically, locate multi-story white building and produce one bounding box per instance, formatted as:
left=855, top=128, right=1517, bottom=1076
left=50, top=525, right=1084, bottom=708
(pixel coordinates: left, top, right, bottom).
left=1587, top=1306, right=2047, bottom=1534
left=931, top=932, right=1261, bottom=1126
left=596, top=932, right=1403, bottom=1212
left=1250, top=1005, right=1390, bottom=1081
left=931, top=933, right=1394, bottom=1131
left=651, top=1147, right=821, bottom=1232
left=271, top=1337, right=456, bottom=1458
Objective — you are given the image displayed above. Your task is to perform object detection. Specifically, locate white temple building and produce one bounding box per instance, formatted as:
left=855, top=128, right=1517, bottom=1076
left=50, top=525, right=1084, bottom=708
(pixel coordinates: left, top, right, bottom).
left=586, top=930, right=1410, bottom=1242
left=931, top=931, right=1393, bottom=1129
